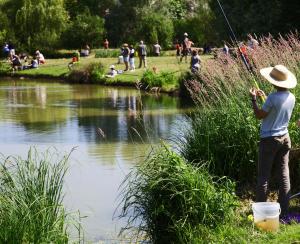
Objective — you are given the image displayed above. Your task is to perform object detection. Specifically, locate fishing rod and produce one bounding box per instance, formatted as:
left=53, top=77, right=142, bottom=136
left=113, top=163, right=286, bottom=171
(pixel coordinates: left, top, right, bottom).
left=216, top=0, right=264, bottom=101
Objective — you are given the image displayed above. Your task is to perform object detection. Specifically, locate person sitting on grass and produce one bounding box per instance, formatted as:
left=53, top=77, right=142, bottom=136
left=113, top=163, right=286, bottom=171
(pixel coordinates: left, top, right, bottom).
left=106, top=65, right=117, bottom=78
left=24, top=57, right=38, bottom=69
left=68, top=50, right=80, bottom=70
left=190, top=50, right=201, bottom=73
left=81, top=44, right=90, bottom=57
left=10, top=54, right=22, bottom=71
left=249, top=65, right=297, bottom=217
left=35, top=50, right=45, bottom=64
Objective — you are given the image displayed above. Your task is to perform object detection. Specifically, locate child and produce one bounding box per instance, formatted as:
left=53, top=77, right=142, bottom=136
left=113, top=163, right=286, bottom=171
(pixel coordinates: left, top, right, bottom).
left=68, top=50, right=80, bottom=70
left=106, top=65, right=117, bottom=78
left=190, top=50, right=201, bottom=73
left=129, top=45, right=135, bottom=71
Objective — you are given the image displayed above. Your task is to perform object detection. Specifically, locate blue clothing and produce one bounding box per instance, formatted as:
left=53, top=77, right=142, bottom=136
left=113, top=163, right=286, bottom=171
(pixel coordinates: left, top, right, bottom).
left=260, top=91, right=295, bottom=138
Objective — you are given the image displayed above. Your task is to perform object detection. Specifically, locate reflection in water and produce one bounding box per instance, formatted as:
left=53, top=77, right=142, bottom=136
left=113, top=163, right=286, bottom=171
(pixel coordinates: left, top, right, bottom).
left=0, top=79, right=192, bottom=241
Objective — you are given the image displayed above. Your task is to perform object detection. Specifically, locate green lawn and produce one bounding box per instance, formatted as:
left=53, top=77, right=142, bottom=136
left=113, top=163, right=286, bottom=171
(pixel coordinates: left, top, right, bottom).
left=16, top=50, right=212, bottom=90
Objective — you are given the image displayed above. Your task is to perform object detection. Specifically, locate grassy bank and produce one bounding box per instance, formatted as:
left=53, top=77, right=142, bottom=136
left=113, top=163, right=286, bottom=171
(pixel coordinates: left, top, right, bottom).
left=1, top=50, right=212, bottom=92
left=119, top=144, right=300, bottom=243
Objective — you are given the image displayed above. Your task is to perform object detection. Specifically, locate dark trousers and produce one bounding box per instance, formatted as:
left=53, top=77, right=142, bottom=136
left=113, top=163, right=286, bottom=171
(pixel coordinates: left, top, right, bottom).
left=138, top=55, right=146, bottom=68
left=257, top=133, right=291, bottom=215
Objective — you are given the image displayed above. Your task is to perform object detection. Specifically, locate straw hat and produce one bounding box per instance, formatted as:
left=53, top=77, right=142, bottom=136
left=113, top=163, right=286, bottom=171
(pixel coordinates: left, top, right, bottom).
left=123, top=43, right=128, bottom=47
left=260, top=65, right=297, bottom=89
left=110, top=65, right=115, bottom=69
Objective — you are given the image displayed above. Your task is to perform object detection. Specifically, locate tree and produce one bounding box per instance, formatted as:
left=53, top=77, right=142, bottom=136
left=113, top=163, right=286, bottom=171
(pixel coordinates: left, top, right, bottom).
left=138, top=12, right=174, bottom=48
left=62, top=11, right=105, bottom=49
left=15, top=0, right=68, bottom=51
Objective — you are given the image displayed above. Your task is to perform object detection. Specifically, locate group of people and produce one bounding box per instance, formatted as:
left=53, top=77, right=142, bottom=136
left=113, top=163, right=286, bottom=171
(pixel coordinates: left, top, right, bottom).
left=3, top=47, right=45, bottom=71
left=115, top=40, right=148, bottom=74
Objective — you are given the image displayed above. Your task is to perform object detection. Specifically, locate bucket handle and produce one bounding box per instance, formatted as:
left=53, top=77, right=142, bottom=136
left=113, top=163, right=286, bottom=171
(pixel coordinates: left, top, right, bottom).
left=253, top=208, right=281, bottom=219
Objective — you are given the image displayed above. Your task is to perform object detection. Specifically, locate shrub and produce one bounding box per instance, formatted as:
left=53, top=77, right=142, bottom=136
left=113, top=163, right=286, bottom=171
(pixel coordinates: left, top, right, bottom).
left=119, top=143, right=238, bottom=243
left=141, top=70, right=177, bottom=89
left=0, top=61, right=11, bottom=75
left=67, top=62, right=105, bottom=83
left=0, top=148, right=70, bottom=243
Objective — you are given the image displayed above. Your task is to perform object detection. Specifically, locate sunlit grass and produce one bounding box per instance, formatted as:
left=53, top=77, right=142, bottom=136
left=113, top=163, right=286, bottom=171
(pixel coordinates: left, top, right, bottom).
left=0, top=148, right=73, bottom=243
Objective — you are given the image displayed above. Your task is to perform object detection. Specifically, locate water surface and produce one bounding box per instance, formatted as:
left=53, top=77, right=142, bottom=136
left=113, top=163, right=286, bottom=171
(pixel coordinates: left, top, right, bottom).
left=0, top=79, right=191, bottom=242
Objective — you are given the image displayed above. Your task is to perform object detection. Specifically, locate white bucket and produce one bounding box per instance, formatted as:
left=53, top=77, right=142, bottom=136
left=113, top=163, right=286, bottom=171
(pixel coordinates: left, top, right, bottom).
left=252, top=202, right=281, bottom=232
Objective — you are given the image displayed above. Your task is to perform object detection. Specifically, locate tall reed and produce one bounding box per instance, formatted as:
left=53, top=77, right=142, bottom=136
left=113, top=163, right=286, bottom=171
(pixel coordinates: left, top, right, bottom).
left=119, top=143, right=238, bottom=243
left=182, top=33, right=300, bottom=184
left=0, top=148, right=70, bottom=243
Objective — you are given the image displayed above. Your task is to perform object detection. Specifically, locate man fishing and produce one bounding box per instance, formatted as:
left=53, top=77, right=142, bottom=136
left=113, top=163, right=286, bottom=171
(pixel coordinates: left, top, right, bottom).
left=249, top=65, right=297, bottom=215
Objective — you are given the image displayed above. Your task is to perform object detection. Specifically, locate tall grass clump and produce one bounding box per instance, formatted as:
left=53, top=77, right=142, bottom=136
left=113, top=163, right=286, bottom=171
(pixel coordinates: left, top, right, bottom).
left=182, top=33, right=300, bottom=185
left=95, top=49, right=120, bottom=58
left=141, top=70, right=177, bottom=89
left=119, top=143, right=238, bottom=243
left=0, top=148, right=70, bottom=243
left=67, top=62, right=105, bottom=83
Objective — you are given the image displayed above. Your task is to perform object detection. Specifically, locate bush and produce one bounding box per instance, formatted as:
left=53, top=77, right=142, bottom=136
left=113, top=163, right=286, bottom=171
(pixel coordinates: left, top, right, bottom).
left=0, top=61, right=11, bottom=75
left=141, top=70, right=177, bottom=89
left=0, top=148, right=70, bottom=243
left=67, top=62, right=105, bottom=83
left=119, top=144, right=238, bottom=243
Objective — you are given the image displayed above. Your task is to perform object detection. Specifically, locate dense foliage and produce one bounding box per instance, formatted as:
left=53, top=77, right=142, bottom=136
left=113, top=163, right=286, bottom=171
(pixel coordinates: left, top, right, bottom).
left=119, top=144, right=238, bottom=243
left=0, top=0, right=298, bottom=52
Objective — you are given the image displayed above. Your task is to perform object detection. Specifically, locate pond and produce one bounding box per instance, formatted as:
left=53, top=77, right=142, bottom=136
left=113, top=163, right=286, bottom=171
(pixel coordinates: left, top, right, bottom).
left=0, top=78, right=192, bottom=242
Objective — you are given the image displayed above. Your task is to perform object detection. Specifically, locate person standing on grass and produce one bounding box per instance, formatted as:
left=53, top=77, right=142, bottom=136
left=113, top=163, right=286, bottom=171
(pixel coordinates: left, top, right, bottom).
left=122, top=43, right=130, bottom=71
left=138, top=40, right=147, bottom=68
left=129, top=45, right=135, bottom=71
left=180, top=32, right=189, bottom=63
left=103, top=39, right=109, bottom=49
left=249, top=65, right=297, bottom=216
left=153, top=41, right=161, bottom=56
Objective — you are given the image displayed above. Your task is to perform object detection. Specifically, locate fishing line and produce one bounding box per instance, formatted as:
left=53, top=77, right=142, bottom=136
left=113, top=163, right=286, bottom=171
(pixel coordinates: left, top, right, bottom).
left=216, top=0, right=264, bottom=100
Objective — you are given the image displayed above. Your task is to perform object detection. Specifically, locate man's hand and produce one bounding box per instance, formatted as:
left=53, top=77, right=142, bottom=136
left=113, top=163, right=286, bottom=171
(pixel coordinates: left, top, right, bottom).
left=249, top=88, right=257, bottom=100
left=256, top=89, right=266, bottom=99
left=297, top=119, right=300, bottom=127
left=249, top=88, right=266, bottom=100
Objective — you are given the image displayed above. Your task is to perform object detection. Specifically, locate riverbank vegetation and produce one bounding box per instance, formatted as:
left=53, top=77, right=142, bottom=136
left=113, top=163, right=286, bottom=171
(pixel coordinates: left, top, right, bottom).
left=119, top=144, right=300, bottom=243
left=119, top=33, right=300, bottom=242
left=0, top=148, right=74, bottom=243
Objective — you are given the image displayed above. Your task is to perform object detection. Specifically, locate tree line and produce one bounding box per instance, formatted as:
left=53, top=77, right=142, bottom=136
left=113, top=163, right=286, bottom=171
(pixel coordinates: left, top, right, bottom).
left=0, top=0, right=299, bottom=52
